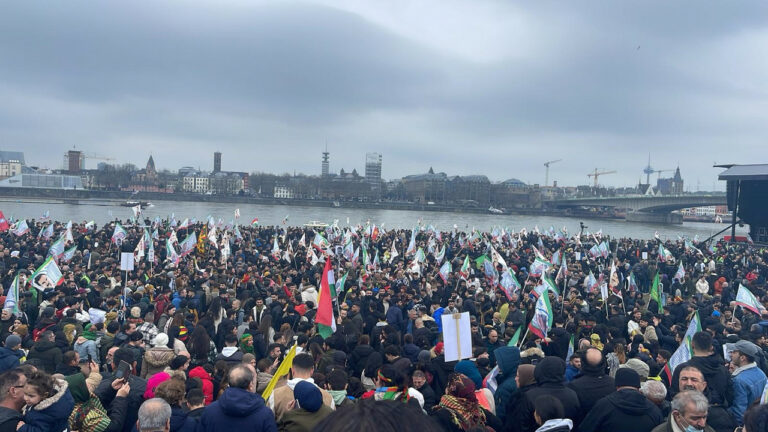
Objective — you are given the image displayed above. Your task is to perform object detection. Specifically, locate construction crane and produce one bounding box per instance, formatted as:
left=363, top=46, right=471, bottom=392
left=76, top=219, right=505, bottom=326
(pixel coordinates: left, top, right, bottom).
left=653, top=169, right=673, bottom=180
left=587, top=169, right=617, bottom=187
left=543, top=159, right=562, bottom=187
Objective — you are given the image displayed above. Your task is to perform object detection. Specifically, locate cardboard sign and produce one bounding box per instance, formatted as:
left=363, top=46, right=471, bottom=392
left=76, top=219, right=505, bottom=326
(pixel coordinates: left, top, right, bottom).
left=442, top=312, right=472, bottom=362
left=642, top=252, right=648, bottom=260
left=120, top=252, right=135, bottom=271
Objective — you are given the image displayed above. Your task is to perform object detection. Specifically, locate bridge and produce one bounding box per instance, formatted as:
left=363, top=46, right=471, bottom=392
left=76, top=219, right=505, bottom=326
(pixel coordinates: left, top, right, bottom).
left=545, top=194, right=727, bottom=224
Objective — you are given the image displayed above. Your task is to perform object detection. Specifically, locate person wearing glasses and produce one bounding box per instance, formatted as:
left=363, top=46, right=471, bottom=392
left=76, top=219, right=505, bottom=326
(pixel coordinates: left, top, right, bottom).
left=0, top=369, right=26, bottom=432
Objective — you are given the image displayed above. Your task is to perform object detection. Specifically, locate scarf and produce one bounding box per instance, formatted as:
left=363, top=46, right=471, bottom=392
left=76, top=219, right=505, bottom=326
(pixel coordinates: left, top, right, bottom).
left=438, top=394, right=486, bottom=431
left=239, top=335, right=254, bottom=354
left=328, top=389, right=348, bottom=406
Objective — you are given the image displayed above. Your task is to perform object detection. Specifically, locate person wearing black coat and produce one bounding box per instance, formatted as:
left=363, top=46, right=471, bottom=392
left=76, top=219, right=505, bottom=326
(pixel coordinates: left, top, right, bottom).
left=26, top=332, right=62, bottom=375
left=579, top=368, right=663, bottom=432
left=94, top=347, right=148, bottom=432
left=567, top=348, right=616, bottom=413
left=668, top=332, right=731, bottom=406
left=518, top=356, right=582, bottom=432
left=349, top=338, right=374, bottom=378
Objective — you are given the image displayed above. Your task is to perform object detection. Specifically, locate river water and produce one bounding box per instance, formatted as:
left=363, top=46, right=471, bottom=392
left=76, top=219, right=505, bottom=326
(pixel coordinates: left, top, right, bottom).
left=0, top=198, right=744, bottom=241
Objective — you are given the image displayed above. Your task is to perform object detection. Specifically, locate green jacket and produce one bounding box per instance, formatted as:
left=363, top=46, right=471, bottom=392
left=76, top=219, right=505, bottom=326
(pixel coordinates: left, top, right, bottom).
left=278, top=405, right=333, bottom=432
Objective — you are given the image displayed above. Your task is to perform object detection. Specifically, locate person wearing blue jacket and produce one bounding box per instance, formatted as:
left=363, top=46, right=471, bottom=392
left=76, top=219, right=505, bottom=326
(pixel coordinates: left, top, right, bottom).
left=0, top=335, right=23, bottom=373
left=197, top=364, right=277, bottom=432
left=17, top=372, right=74, bottom=432
left=727, top=340, right=768, bottom=425
left=493, top=346, right=521, bottom=422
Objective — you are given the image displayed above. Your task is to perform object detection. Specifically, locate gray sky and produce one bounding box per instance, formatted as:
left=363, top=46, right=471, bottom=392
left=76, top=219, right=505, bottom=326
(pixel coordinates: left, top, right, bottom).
left=1, top=1, right=766, bottom=190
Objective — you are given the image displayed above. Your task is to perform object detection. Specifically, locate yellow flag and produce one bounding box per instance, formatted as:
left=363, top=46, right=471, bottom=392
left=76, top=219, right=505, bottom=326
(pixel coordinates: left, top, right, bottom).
left=261, top=343, right=297, bottom=401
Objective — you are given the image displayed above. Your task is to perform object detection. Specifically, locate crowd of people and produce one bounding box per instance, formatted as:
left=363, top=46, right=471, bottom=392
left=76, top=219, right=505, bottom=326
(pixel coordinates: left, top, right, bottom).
left=0, top=215, right=765, bottom=432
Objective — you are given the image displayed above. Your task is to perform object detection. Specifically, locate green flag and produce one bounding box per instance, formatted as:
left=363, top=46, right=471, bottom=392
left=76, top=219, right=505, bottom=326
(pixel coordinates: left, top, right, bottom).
left=475, top=254, right=490, bottom=270
left=508, top=326, right=522, bottom=346
left=649, top=272, right=662, bottom=313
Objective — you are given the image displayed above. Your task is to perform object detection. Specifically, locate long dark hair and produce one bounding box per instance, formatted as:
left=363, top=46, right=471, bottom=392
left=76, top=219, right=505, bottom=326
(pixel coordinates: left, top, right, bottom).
left=187, top=325, right=211, bottom=360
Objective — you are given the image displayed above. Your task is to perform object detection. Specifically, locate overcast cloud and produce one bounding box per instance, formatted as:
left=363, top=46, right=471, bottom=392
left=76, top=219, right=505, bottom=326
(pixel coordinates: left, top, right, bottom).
left=1, top=0, right=766, bottom=190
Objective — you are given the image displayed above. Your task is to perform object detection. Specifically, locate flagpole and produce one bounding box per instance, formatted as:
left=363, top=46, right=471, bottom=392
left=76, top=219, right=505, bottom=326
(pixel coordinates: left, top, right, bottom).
left=518, top=325, right=531, bottom=348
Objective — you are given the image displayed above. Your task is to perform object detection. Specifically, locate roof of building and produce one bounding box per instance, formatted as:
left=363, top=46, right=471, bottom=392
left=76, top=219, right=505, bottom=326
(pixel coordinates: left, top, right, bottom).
left=0, top=151, right=25, bottom=164
left=502, top=178, right=527, bottom=186
left=718, top=164, right=768, bottom=181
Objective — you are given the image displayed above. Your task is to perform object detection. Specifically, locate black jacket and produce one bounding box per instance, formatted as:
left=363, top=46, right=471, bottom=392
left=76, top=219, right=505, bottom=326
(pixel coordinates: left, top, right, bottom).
left=349, top=344, right=374, bottom=378
left=579, top=388, right=663, bottom=432
left=415, top=383, right=437, bottom=409
left=27, top=340, right=63, bottom=374
left=94, top=373, right=147, bottom=432
left=567, top=364, right=616, bottom=413
left=0, top=406, right=20, bottom=432
left=519, top=357, right=582, bottom=432
left=670, top=354, right=731, bottom=405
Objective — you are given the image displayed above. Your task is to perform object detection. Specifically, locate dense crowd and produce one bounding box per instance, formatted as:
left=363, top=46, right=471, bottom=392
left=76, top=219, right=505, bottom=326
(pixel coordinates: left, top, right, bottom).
left=0, top=215, right=766, bottom=432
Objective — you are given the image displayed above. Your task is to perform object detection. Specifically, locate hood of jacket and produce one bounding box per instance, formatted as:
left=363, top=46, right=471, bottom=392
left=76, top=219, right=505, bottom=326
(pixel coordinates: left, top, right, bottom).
left=189, top=366, right=212, bottom=382
left=534, top=356, right=566, bottom=385
left=495, top=346, right=521, bottom=377
left=606, top=388, right=650, bottom=415
left=145, top=347, right=176, bottom=367
left=218, top=387, right=267, bottom=417
left=32, top=340, right=57, bottom=352
left=0, top=347, right=22, bottom=362
left=688, top=355, right=724, bottom=378
left=27, top=378, right=74, bottom=416
left=536, top=418, right=573, bottom=432
left=221, top=346, right=240, bottom=358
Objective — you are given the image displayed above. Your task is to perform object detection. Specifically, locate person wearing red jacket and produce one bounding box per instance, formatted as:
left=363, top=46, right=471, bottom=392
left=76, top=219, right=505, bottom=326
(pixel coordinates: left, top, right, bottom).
left=188, top=365, right=214, bottom=405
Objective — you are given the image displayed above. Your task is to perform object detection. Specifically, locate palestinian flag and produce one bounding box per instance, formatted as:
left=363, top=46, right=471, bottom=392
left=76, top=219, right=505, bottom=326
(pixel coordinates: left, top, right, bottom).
left=316, top=258, right=336, bottom=339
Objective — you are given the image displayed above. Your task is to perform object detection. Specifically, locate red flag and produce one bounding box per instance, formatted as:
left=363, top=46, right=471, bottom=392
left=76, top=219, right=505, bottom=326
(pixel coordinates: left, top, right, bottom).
left=0, top=212, right=8, bottom=232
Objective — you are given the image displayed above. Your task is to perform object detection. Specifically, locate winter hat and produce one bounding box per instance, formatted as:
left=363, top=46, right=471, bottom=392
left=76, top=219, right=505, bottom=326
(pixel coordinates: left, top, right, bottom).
left=615, top=367, right=641, bottom=389
left=144, top=372, right=170, bottom=399
left=619, top=358, right=650, bottom=381
left=130, top=307, right=141, bottom=318
left=153, top=333, right=169, bottom=347
left=417, top=350, right=432, bottom=364
left=170, top=355, right=188, bottom=370
left=4, top=335, right=21, bottom=349
left=294, top=380, right=323, bottom=412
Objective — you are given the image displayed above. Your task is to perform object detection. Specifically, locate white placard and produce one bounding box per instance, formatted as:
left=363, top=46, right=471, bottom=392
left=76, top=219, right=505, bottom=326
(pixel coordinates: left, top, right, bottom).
left=642, top=252, right=648, bottom=260
left=120, top=252, right=135, bottom=271
left=575, top=252, right=581, bottom=261
left=442, top=312, right=472, bottom=362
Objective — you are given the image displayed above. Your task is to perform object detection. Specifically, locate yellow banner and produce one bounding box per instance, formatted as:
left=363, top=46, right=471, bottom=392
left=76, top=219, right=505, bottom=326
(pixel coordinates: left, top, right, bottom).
left=261, top=343, right=297, bottom=401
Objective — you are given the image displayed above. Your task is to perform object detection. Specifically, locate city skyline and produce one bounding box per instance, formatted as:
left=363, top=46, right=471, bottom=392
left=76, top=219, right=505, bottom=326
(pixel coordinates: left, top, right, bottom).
left=2, top=1, right=765, bottom=190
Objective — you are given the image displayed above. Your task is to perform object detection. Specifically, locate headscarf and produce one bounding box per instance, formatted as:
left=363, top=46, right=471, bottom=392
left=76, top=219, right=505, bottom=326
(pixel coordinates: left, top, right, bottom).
left=516, top=364, right=536, bottom=388
left=454, top=360, right=483, bottom=388
left=438, top=374, right=486, bottom=431
left=239, top=334, right=254, bottom=354
left=64, top=373, right=90, bottom=404
left=590, top=333, right=604, bottom=351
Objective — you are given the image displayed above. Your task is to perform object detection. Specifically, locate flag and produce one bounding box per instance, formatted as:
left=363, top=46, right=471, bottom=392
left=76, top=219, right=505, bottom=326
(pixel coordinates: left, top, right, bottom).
left=261, top=343, right=297, bottom=401
left=131, top=205, right=142, bottom=218
left=10, top=220, right=29, bottom=237
left=508, top=326, right=522, bottom=346
left=491, top=247, right=508, bottom=270
left=166, top=240, right=180, bottom=266
left=589, top=244, right=601, bottom=259
left=234, top=208, right=240, bottom=219
left=148, top=241, right=155, bottom=264
left=134, top=236, right=146, bottom=262
left=585, top=271, right=599, bottom=293
left=658, top=244, right=674, bottom=261
left=542, top=274, right=560, bottom=296
left=179, top=232, right=197, bottom=256
left=500, top=269, right=521, bottom=300
left=415, top=247, right=426, bottom=263
left=565, top=335, right=575, bottom=363
left=111, top=223, right=127, bottom=244
left=282, top=215, right=289, bottom=225
left=528, top=290, right=553, bottom=339
left=312, top=231, right=330, bottom=251
left=483, top=365, right=500, bottom=394
left=674, top=262, right=685, bottom=281
left=298, top=233, right=306, bottom=247
left=649, top=272, right=663, bottom=313
left=316, top=258, right=336, bottom=339
left=551, top=250, right=561, bottom=266
left=39, top=223, right=54, bottom=240
left=599, top=242, right=609, bottom=259
left=438, top=261, right=452, bottom=284
left=4, top=274, right=20, bottom=314
left=334, top=272, right=348, bottom=297
left=529, top=256, right=551, bottom=277
left=628, top=271, right=638, bottom=293
left=61, top=245, right=77, bottom=263
left=29, top=257, right=62, bottom=291
left=362, top=246, right=370, bottom=268
left=0, top=212, right=11, bottom=232
left=271, top=235, right=281, bottom=261
left=177, top=218, right=190, bottom=230
left=483, top=260, right=499, bottom=285
left=459, top=255, right=471, bottom=278
left=609, top=260, right=621, bottom=297
left=735, top=284, right=768, bottom=316
left=406, top=230, right=416, bottom=256
left=251, top=217, right=259, bottom=226
left=435, top=245, right=446, bottom=264
left=48, top=236, right=66, bottom=260
left=663, top=312, right=702, bottom=383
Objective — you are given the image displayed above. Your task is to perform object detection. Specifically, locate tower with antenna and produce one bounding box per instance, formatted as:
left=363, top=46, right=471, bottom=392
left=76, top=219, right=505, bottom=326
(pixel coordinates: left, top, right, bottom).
left=643, top=153, right=654, bottom=185
left=321, top=144, right=329, bottom=177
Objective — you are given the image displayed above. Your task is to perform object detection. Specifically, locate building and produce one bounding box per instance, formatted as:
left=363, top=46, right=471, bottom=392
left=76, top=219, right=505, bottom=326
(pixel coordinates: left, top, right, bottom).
left=365, top=152, right=382, bottom=197
left=209, top=171, right=244, bottom=195
left=0, top=161, right=22, bottom=180
left=274, top=185, right=294, bottom=199
left=65, top=150, right=85, bottom=173
left=657, top=166, right=684, bottom=195
left=448, top=175, right=491, bottom=205
left=401, top=167, right=448, bottom=203
left=182, top=172, right=210, bottom=193
left=0, top=173, right=83, bottom=189
left=322, top=147, right=330, bottom=177
left=214, top=152, right=222, bottom=173
left=0, top=152, right=25, bottom=166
